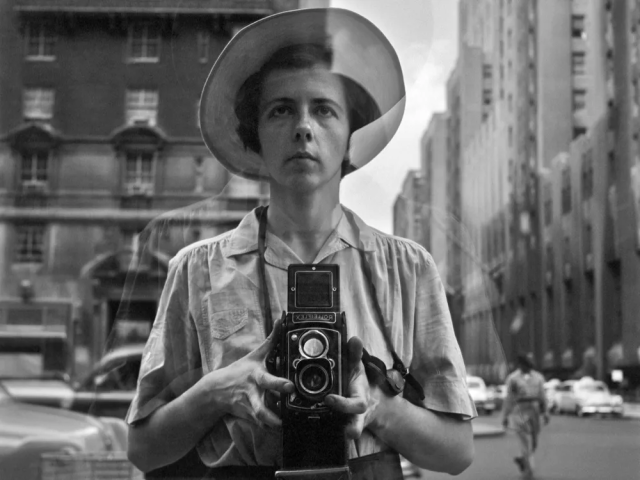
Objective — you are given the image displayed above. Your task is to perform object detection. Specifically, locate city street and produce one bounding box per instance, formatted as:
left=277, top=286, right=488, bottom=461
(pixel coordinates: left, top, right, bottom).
left=422, top=415, right=640, bottom=480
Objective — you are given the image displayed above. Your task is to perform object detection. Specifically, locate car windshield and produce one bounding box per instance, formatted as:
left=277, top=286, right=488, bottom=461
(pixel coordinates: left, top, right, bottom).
left=577, top=383, right=608, bottom=393
left=0, top=337, right=68, bottom=380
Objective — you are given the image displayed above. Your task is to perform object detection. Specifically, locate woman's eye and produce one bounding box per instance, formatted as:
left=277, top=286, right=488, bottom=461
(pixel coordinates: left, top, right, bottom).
left=270, top=105, right=292, bottom=117
left=316, top=105, right=335, bottom=117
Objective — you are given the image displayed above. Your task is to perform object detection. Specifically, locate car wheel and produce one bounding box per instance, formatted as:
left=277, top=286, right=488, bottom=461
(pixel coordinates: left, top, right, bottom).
left=576, top=405, right=585, bottom=417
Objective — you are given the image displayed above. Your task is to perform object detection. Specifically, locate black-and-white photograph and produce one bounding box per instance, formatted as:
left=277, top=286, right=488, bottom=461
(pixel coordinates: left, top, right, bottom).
left=1, top=1, right=639, bottom=479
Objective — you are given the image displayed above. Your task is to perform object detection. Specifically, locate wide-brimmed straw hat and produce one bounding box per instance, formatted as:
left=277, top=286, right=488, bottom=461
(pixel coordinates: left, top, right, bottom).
left=199, top=8, right=406, bottom=181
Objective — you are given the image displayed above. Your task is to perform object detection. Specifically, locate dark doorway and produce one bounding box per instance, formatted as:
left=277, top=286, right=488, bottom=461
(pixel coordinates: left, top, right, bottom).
left=107, top=300, right=156, bottom=345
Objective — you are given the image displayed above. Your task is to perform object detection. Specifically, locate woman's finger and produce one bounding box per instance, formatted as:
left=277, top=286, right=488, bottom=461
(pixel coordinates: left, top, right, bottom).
left=324, top=394, right=367, bottom=415
left=252, top=368, right=294, bottom=393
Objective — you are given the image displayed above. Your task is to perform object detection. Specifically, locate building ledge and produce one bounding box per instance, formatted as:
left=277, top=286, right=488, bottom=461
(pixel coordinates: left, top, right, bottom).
left=14, top=0, right=277, bottom=15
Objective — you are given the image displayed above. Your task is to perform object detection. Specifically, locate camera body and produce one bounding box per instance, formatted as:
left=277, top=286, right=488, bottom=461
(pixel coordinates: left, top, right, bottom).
left=274, top=264, right=350, bottom=477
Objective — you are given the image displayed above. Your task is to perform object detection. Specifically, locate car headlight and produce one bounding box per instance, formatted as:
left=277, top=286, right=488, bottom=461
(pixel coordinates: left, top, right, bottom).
left=611, top=395, right=623, bottom=405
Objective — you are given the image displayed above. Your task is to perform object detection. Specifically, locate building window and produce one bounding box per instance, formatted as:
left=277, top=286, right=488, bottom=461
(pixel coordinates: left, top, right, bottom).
left=128, top=24, right=160, bottom=62
left=584, top=223, right=593, bottom=254
left=197, top=32, right=209, bottom=63
left=483, top=89, right=492, bottom=106
left=562, top=167, right=572, bottom=214
left=573, top=126, right=587, bottom=139
left=582, top=149, right=593, bottom=199
left=125, top=152, right=155, bottom=194
left=573, top=89, right=587, bottom=111
left=483, top=64, right=492, bottom=79
left=23, top=88, right=55, bottom=121
left=571, top=52, right=586, bottom=75
left=15, top=224, right=45, bottom=263
left=25, top=23, right=56, bottom=60
left=126, top=90, right=158, bottom=126
left=20, top=151, right=49, bottom=186
left=571, top=15, right=586, bottom=39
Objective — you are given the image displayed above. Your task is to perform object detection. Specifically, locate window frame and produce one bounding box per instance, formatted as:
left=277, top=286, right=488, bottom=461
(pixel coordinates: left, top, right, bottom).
left=127, top=23, right=161, bottom=63
left=572, top=88, right=587, bottom=111
left=124, top=151, right=156, bottom=192
left=15, top=224, right=46, bottom=264
left=25, top=22, right=56, bottom=61
left=197, top=31, right=210, bottom=64
left=23, top=88, right=55, bottom=121
left=125, top=89, right=159, bottom=126
left=20, top=151, right=50, bottom=187
left=571, top=52, right=586, bottom=76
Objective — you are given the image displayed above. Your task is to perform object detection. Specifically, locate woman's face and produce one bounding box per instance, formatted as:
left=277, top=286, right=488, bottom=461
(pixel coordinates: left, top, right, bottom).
left=257, top=66, right=350, bottom=192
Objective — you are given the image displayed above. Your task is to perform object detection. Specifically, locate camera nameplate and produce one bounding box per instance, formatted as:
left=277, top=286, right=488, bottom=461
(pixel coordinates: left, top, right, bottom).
left=292, top=312, right=337, bottom=323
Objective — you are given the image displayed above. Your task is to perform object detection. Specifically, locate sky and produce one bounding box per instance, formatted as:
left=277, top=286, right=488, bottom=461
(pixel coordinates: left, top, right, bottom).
left=328, top=0, right=460, bottom=233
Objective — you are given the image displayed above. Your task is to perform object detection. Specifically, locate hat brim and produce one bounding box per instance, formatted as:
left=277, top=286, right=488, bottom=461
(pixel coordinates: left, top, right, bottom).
left=200, top=8, right=406, bottom=181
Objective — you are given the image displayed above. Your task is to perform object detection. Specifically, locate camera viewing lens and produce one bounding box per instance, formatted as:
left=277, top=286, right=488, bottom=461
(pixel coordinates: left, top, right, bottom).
left=299, top=364, right=329, bottom=394
left=298, top=330, right=328, bottom=358
left=302, top=338, right=324, bottom=357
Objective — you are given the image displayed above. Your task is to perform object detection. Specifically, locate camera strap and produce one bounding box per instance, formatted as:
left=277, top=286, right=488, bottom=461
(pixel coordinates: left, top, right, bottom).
left=257, top=206, right=274, bottom=337
left=256, top=206, right=424, bottom=401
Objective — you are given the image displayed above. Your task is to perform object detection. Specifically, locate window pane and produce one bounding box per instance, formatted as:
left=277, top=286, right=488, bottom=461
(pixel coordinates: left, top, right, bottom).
left=15, top=225, right=45, bottom=263
left=23, top=88, right=54, bottom=120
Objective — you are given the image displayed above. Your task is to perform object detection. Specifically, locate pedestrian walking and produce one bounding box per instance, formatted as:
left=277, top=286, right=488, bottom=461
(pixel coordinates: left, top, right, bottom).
left=502, top=354, right=550, bottom=478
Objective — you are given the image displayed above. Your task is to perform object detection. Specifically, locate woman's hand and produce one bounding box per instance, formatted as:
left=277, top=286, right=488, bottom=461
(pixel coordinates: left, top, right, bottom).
left=209, top=318, right=294, bottom=429
left=324, top=336, right=380, bottom=439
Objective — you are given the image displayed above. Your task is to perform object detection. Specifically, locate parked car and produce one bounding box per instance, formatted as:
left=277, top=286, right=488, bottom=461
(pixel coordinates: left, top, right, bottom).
left=2, top=342, right=144, bottom=419
left=70, top=343, right=144, bottom=418
left=487, top=384, right=507, bottom=411
left=0, top=383, right=133, bottom=480
left=555, top=377, right=624, bottom=417
left=467, top=376, right=496, bottom=415
left=544, top=378, right=561, bottom=413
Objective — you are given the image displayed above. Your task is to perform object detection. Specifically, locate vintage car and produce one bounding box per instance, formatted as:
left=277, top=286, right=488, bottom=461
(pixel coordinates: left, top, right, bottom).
left=466, top=376, right=496, bottom=415
left=0, top=383, right=134, bottom=480
left=487, top=384, right=507, bottom=411
left=554, top=377, right=624, bottom=417
left=544, top=378, right=562, bottom=413
left=1, top=338, right=144, bottom=419
left=69, top=343, right=144, bottom=418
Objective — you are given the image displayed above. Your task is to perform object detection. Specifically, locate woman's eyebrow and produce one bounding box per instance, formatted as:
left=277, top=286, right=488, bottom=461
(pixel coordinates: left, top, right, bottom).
left=312, top=97, right=345, bottom=112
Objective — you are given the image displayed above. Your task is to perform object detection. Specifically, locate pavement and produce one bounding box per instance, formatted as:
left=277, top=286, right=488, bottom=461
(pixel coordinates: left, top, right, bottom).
left=472, top=403, right=640, bottom=438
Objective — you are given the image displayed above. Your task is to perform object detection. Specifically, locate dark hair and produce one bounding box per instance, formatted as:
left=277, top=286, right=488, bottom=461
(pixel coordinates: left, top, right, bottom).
left=234, top=43, right=381, bottom=178
left=516, top=354, right=534, bottom=371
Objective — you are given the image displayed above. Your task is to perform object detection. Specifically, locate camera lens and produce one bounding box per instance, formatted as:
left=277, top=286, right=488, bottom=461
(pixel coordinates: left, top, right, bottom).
left=299, top=364, right=329, bottom=395
left=298, top=330, right=328, bottom=358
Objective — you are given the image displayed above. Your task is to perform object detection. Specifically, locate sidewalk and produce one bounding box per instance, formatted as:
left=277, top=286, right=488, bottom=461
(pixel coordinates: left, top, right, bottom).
left=624, top=402, right=640, bottom=419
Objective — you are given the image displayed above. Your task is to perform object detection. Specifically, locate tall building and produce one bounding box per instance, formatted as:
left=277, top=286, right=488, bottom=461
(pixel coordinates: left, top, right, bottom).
left=392, top=169, right=423, bottom=243
left=416, top=0, right=640, bottom=386
left=0, top=0, right=302, bottom=376
left=421, top=113, right=449, bottom=273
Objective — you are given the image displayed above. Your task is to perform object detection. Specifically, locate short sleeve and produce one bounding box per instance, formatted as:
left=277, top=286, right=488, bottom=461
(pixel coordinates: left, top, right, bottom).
left=125, top=252, right=201, bottom=425
left=410, top=251, right=477, bottom=420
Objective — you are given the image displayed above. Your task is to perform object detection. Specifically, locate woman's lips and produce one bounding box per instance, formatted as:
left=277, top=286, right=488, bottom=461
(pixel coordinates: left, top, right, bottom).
left=288, top=152, right=317, bottom=161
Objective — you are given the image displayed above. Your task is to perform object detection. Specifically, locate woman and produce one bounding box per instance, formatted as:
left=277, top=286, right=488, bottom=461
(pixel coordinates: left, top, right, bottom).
left=126, top=8, right=476, bottom=479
